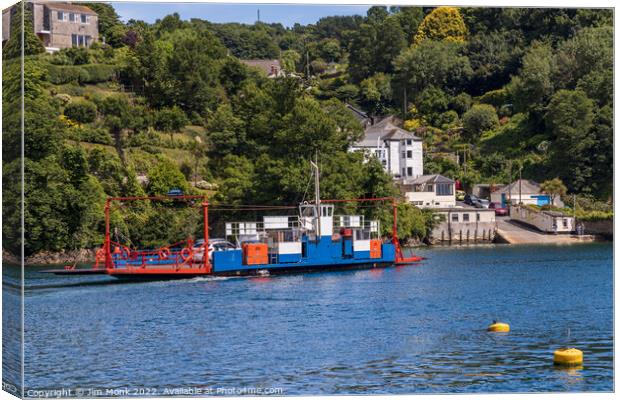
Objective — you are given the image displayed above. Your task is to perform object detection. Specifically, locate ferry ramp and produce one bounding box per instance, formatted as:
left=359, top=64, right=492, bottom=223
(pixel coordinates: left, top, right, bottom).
left=495, top=218, right=595, bottom=244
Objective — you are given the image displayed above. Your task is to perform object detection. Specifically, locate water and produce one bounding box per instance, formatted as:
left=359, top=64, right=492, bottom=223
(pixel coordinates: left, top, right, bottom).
left=3, top=243, right=613, bottom=395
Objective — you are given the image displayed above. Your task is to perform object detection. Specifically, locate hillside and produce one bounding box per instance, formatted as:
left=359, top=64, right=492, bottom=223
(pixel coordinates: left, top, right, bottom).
left=2, top=4, right=613, bottom=257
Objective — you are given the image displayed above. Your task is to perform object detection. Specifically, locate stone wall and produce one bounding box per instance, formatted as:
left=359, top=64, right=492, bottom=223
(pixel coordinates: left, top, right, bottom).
left=429, top=221, right=497, bottom=244
left=582, top=219, right=613, bottom=239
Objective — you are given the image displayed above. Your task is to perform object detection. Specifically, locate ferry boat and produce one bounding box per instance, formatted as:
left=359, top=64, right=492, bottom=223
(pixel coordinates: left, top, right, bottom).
left=46, top=162, right=423, bottom=279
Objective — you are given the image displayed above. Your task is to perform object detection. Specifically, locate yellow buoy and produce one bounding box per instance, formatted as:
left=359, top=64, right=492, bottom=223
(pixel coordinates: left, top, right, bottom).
left=487, top=321, right=510, bottom=332
left=553, top=348, right=583, bottom=366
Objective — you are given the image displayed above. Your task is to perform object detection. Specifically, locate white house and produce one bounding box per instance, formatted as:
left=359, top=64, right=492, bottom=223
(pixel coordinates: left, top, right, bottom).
left=430, top=207, right=496, bottom=243
left=490, top=179, right=564, bottom=208
left=350, top=116, right=423, bottom=179
left=400, top=174, right=456, bottom=208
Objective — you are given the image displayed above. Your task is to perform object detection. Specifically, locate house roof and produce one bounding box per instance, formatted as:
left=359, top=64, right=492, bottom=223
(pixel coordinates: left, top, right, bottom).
left=240, top=59, right=281, bottom=76
left=497, top=179, right=541, bottom=195
left=354, top=115, right=421, bottom=147
left=403, top=174, right=455, bottom=185
left=43, top=2, right=98, bottom=15
left=345, top=104, right=370, bottom=122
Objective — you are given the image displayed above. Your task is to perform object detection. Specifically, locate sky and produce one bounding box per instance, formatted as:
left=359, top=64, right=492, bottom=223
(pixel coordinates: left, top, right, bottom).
left=109, top=3, right=371, bottom=26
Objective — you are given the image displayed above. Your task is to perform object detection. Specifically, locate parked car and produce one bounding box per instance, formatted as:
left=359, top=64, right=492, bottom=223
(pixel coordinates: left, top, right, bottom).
left=456, top=190, right=466, bottom=201
left=474, top=198, right=490, bottom=209
left=192, top=238, right=237, bottom=262
left=464, top=194, right=478, bottom=205
left=489, top=202, right=508, bottom=216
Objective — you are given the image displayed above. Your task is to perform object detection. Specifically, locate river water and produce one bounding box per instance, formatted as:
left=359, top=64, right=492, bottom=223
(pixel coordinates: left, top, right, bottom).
left=3, top=243, right=613, bottom=395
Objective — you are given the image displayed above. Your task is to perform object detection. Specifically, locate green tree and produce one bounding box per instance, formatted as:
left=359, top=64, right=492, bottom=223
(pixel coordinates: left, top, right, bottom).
left=205, top=103, right=246, bottom=160
left=3, top=2, right=45, bottom=60
left=347, top=23, right=377, bottom=83
left=394, top=40, right=472, bottom=96
left=360, top=73, right=392, bottom=115
left=509, top=42, right=554, bottom=113
left=554, top=26, right=612, bottom=91
left=146, top=159, right=189, bottom=195
left=154, top=106, right=188, bottom=141
left=393, top=7, right=424, bottom=43
left=280, top=49, right=301, bottom=73
left=540, top=178, right=567, bottom=205
left=545, top=90, right=595, bottom=192
left=374, top=16, right=406, bottom=73
left=462, top=104, right=499, bottom=140
left=64, top=100, right=98, bottom=124
left=414, top=6, right=468, bottom=44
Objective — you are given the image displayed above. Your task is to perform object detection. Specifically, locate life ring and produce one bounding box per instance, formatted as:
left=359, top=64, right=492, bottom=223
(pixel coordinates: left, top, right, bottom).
left=181, top=247, right=193, bottom=263
left=158, top=247, right=171, bottom=260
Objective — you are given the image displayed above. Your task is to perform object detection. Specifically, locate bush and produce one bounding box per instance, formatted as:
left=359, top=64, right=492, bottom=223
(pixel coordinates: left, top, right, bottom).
left=47, top=64, right=82, bottom=84
left=46, top=64, right=116, bottom=84
left=154, top=106, right=188, bottom=133
left=64, top=100, right=97, bottom=124
left=54, top=93, right=72, bottom=105
left=80, top=64, right=116, bottom=83
left=60, top=47, right=90, bottom=65
left=462, top=104, right=499, bottom=140
left=79, top=126, right=114, bottom=145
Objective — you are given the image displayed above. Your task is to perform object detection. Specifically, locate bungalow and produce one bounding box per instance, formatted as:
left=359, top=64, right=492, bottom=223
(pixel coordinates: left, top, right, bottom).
left=400, top=174, right=456, bottom=208
left=350, top=116, right=423, bottom=179
left=490, top=179, right=563, bottom=208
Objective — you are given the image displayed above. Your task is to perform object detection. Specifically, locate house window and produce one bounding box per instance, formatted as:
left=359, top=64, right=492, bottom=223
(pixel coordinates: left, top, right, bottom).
left=463, top=213, right=470, bottom=222
left=406, top=139, right=412, bottom=145
left=407, top=167, right=412, bottom=176
left=407, top=150, right=412, bottom=158
left=81, top=14, right=88, bottom=23
left=563, top=219, right=568, bottom=228
left=57, top=11, right=64, bottom=20
left=451, top=213, right=459, bottom=222
left=401, top=151, right=406, bottom=159
left=425, top=184, right=433, bottom=192
left=402, top=168, right=406, bottom=177
left=436, top=183, right=453, bottom=196
left=69, top=13, right=76, bottom=22
left=72, top=34, right=91, bottom=47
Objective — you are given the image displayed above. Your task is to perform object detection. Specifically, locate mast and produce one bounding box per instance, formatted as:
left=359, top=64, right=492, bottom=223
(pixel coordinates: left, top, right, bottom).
left=310, top=154, right=321, bottom=237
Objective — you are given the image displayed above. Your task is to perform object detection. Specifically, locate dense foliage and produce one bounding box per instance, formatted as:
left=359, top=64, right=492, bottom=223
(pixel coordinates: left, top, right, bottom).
left=2, top=5, right=613, bottom=256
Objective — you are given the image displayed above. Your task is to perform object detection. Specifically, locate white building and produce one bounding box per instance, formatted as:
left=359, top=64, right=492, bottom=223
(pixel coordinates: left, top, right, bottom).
left=350, top=116, right=423, bottom=179
left=400, top=174, right=456, bottom=208
left=430, top=208, right=496, bottom=243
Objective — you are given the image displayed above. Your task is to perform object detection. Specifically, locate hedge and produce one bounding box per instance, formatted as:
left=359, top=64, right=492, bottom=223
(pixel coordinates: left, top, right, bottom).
left=64, top=100, right=97, bottom=123
left=46, top=64, right=116, bottom=85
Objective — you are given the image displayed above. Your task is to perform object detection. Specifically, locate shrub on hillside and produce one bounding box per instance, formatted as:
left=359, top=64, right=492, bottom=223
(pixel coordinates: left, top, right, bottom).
left=46, top=64, right=116, bottom=84
left=64, top=100, right=97, bottom=124
left=71, top=125, right=113, bottom=145
left=47, top=64, right=82, bottom=84
left=462, top=104, right=499, bottom=140
left=61, top=47, right=90, bottom=65
left=80, top=64, right=116, bottom=83
left=154, top=106, right=188, bottom=134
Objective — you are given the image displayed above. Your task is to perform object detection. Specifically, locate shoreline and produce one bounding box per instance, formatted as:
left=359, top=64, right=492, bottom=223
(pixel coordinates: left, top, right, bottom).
left=3, top=249, right=97, bottom=266
left=4, top=237, right=612, bottom=267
